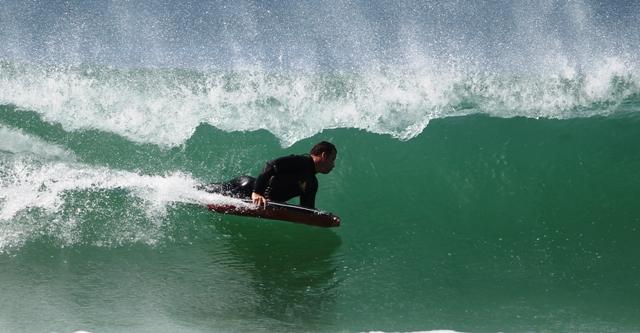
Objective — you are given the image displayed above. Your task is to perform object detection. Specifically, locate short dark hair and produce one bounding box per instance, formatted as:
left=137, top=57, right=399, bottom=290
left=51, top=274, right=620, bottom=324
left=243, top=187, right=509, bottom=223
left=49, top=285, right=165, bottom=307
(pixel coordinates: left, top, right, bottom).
left=310, top=141, right=337, bottom=156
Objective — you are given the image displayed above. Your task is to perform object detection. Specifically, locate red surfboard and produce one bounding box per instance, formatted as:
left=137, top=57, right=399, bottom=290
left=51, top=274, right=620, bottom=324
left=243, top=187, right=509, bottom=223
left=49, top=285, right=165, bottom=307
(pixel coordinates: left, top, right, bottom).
left=206, top=200, right=340, bottom=228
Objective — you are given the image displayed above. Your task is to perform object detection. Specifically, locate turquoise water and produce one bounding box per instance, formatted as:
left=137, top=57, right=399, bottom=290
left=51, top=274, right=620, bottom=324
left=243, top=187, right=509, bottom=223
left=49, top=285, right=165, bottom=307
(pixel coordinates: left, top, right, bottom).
left=2, top=103, right=639, bottom=332
left=2, top=1, right=640, bottom=332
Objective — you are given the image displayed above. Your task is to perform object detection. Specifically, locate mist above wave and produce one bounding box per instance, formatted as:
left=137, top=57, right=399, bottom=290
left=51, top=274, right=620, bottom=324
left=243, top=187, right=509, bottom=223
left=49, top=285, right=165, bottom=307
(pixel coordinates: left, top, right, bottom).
left=2, top=1, right=638, bottom=70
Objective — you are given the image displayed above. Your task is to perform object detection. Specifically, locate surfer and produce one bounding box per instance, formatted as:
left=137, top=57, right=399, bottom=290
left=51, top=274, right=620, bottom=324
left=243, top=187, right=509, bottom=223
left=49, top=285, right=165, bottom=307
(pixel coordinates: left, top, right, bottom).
left=198, top=141, right=337, bottom=209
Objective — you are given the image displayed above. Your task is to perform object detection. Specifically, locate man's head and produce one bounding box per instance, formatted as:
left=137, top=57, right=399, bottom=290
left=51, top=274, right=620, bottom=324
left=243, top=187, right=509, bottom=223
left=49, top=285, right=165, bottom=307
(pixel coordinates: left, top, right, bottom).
left=310, top=141, right=337, bottom=174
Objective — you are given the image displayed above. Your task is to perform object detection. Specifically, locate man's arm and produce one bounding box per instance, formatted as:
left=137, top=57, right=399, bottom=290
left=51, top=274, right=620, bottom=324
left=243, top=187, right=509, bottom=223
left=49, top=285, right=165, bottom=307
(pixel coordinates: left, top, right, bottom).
left=253, top=161, right=276, bottom=197
left=299, top=177, right=318, bottom=209
left=252, top=161, right=276, bottom=207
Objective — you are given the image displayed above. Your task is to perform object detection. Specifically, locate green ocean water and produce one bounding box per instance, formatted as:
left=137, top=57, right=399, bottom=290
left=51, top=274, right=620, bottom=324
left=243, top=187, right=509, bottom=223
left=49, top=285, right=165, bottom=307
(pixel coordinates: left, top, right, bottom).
left=2, top=1, right=640, bottom=330
left=1, top=96, right=640, bottom=332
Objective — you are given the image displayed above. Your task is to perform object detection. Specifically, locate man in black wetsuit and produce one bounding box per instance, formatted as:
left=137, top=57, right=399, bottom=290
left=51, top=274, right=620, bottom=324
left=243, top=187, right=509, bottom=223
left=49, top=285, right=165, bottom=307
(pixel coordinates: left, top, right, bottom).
left=198, top=141, right=337, bottom=209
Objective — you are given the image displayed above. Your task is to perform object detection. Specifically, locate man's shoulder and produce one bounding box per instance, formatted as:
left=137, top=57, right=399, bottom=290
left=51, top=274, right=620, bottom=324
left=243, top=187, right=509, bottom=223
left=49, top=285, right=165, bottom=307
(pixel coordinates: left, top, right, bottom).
left=271, top=154, right=314, bottom=172
left=273, top=154, right=312, bottom=163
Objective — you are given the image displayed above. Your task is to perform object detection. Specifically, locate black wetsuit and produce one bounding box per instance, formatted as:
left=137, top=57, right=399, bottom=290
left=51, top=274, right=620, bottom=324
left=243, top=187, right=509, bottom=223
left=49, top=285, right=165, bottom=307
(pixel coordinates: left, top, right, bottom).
left=198, top=154, right=318, bottom=209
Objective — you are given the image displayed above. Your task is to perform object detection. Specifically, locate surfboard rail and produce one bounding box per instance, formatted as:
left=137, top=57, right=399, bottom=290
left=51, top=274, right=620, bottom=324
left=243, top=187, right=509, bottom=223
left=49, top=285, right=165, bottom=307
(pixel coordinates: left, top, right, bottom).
left=206, top=199, right=340, bottom=228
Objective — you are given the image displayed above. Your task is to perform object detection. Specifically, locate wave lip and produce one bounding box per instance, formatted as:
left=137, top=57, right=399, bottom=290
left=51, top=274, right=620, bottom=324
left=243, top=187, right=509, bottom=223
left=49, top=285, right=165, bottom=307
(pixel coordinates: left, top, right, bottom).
left=1, top=60, right=638, bottom=147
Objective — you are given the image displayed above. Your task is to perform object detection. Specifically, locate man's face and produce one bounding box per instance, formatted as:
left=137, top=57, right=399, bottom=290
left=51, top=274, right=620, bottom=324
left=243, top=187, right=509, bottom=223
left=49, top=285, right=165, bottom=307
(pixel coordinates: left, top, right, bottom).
left=317, top=151, right=337, bottom=174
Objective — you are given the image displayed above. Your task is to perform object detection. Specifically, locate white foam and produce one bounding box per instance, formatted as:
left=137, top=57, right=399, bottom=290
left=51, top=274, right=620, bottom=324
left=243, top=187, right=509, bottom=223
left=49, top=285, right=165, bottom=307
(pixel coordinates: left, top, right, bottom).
left=583, top=57, right=629, bottom=100
left=0, top=158, right=246, bottom=220
left=0, top=157, right=248, bottom=250
left=0, top=61, right=638, bottom=148
left=0, top=125, right=75, bottom=161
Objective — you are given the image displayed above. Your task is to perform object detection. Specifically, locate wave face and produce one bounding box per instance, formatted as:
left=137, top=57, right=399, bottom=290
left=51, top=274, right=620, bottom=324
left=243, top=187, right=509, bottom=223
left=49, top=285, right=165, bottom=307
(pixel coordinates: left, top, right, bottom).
left=1, top=1, right=640, bottom=332
left=1, top=111, right=640, bottom=332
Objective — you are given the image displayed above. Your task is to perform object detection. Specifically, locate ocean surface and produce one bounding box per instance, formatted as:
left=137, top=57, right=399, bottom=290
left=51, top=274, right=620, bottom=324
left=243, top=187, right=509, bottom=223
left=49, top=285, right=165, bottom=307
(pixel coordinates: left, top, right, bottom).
left=1, top=1, right=640, bottom=332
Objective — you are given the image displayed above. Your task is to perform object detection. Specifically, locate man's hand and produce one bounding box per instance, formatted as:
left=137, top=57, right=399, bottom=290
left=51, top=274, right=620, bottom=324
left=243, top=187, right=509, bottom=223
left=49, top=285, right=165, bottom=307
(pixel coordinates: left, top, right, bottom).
left=251, top=192, right=268, bottom=208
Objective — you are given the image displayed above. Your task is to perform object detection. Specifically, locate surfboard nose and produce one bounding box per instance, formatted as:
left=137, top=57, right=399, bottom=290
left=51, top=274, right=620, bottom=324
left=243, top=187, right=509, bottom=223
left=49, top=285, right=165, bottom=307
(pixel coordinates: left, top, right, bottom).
left=331, top=214, right=341, bottom=227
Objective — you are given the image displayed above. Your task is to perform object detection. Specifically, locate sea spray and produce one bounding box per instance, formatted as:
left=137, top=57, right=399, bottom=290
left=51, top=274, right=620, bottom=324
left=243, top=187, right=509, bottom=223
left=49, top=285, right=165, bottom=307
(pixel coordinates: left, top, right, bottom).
left=1, top=61, right=638, bottom=147
left=0, top=153, right=249, bottom=250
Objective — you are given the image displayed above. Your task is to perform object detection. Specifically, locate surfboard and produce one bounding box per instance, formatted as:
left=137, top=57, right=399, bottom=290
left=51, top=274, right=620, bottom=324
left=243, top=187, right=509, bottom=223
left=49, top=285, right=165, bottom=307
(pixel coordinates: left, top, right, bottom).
left=206, top=199, right=340, bottom=228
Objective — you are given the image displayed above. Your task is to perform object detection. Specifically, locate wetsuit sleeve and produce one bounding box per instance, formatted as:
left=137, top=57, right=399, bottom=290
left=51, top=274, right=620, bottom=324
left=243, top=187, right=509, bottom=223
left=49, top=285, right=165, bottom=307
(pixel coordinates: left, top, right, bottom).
left=254, top=155, right=312, bottom=194
left=253, top=161, right=276, bottom=195
left=300, top=177, right=318, bottom=209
